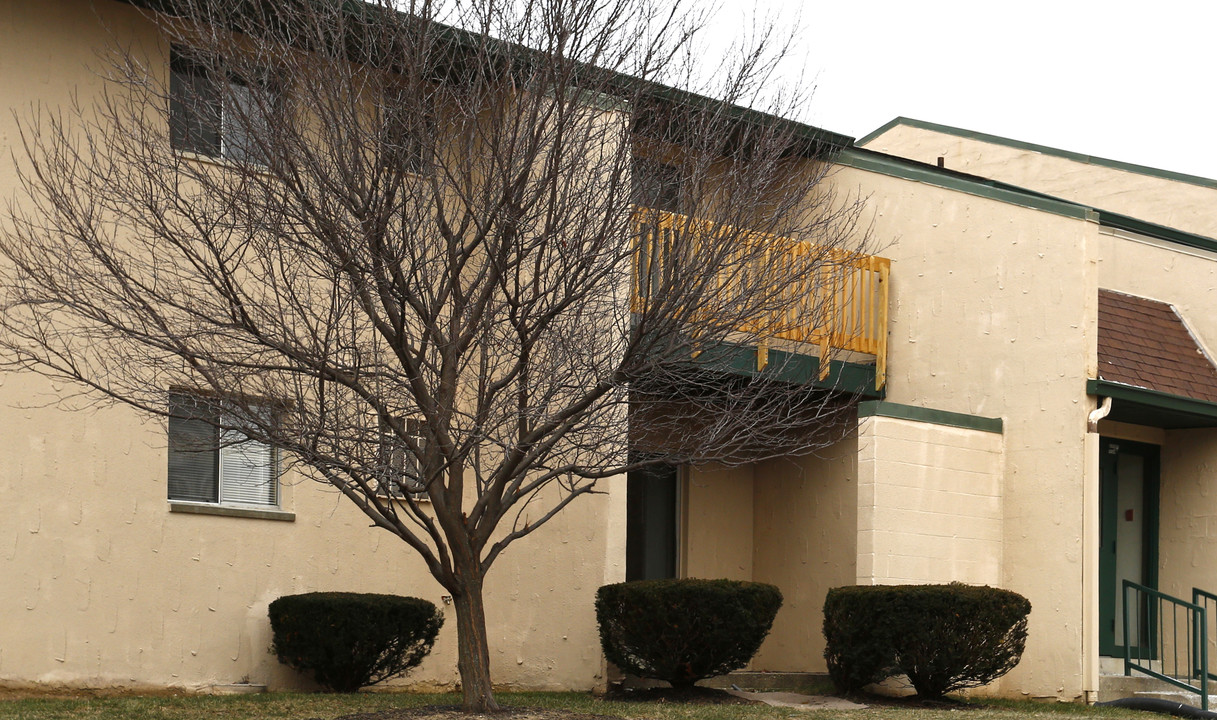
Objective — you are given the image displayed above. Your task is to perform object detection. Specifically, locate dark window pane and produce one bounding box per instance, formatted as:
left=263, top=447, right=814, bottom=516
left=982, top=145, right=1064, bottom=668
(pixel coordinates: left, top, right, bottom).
left=632, top=158, right=681, bottom=213
left=170, top=50, right=221, bottom=157
left=168, top=393, right=219, bottom=502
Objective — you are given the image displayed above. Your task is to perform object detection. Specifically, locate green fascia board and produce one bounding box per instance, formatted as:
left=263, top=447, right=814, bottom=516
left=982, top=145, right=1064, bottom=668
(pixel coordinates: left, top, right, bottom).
left=857, top=400, right=1002, bottom=434
left=689, top=342, right=882, bottom=398
left=1095, top=212, right=1217, bottom=254
left=1088, top=379, right=1217, bottom=424
left=857, top=117, right=1217, bottom=191
left=837, top=147, right=1093, bottom=221
left=838, top=148, right=1217, bottom=254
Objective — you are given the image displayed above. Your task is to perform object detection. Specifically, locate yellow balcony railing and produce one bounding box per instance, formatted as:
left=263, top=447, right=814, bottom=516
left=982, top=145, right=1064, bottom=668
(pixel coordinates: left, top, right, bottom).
left=632, top=208, right=890, bottom=390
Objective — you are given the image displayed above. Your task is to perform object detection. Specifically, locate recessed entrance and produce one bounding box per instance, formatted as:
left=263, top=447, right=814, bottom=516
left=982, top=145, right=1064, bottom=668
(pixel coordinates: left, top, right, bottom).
left=625, top=463, right=679, bottom=581
left=1098, top=437, right=1160, bottom=657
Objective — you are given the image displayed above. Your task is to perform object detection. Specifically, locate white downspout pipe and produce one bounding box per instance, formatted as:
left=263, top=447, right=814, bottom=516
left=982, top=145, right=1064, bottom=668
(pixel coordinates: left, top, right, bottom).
left=1083, top=394, right=1112, bottom=703
left=1088, top=396, right=1113, bottom=433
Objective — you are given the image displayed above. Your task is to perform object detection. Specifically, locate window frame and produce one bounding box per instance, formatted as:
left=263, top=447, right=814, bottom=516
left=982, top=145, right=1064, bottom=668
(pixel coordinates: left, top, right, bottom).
left=167, top=391, right=282, bottom=510
left=376, top=416, right=429, bottom=502
left=169, top=46, right=278, bottom=165
left=378, top=87, right=434, bottom=178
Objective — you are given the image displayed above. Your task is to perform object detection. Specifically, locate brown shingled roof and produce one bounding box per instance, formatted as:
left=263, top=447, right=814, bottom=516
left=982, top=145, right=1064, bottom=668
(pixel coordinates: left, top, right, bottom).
left=1098, top=289, right=1217, bottom=403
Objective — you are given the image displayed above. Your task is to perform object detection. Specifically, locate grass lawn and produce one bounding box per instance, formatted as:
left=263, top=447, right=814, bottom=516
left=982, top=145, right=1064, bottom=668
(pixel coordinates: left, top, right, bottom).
left=0, top=691, right=1156, bottom=720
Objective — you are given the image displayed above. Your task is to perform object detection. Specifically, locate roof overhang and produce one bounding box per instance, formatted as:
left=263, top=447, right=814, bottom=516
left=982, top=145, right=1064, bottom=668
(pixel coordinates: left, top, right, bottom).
left=1088, top=379, right=1217, bottom=429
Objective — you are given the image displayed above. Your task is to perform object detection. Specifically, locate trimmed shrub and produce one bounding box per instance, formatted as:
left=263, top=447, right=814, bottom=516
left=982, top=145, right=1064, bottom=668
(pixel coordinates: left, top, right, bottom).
left=269, top=592, right=443, bottom=692
left=822, top=585, right=902, bottom=694
left=595, top=578, right=782, bottom=688
left=890, top=584, right=1031, bottom=699
left=823, top=583, right=1031, bottom=699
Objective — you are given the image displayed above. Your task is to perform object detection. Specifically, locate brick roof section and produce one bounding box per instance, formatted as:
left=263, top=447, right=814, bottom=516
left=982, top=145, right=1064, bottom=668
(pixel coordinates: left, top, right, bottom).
left=1098, top=289, right=1217, bottom=403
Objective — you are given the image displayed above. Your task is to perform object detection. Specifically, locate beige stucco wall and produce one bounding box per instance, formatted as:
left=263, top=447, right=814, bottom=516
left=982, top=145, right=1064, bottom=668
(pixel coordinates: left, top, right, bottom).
left=679, top=433, right=859, bottom=674
left=0, top=0, right=624, bottom=693
left=750, top=434, right=859, bottom=672
left=0, top=372, right=624, bottom=692
left=1157, top=429, right=1217, bottom=601
left=683, top=464, right=754, bottom=581
left=861, top=123, right=1217, bottom=239
left=856, top=416, right=1003, bottom=586
left=827, top=162, right=1099, bottom=700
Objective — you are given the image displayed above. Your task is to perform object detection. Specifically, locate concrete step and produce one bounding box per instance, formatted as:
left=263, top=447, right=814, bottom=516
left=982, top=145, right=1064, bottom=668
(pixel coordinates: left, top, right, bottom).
left=1099, top=672, right=1210, bottom=705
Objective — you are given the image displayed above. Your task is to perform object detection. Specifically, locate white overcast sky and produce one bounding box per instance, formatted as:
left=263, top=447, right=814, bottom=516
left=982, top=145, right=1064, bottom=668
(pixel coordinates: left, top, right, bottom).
left=704, top=0, right=1217, bottom=179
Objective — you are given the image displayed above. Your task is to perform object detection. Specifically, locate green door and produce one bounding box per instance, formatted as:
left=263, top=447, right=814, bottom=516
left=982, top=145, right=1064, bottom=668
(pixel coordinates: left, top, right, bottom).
left=1099, top=438, right=1160, bottom=657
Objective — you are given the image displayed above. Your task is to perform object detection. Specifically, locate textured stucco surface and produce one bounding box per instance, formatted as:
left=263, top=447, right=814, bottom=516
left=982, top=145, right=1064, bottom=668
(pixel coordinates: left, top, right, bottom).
left=861, top=123, right=1217, bottom=239
left=828, top=162, right=1098, bottom=700
left=0, top=0, right=625, bottom=693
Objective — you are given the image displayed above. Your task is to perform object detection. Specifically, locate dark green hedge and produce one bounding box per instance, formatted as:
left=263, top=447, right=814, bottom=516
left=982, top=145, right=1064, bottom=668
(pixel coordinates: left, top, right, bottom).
left=823, top=583, right=1031, bottom=699
left=269, top=592, right=443, bottom=692
left=596, top=579, right=782, bottom=688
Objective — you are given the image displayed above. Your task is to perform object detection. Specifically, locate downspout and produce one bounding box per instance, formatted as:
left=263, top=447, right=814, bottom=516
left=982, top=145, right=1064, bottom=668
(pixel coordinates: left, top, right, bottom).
left=1088, top=396, right=1113, bottom=432
left=1083, top=394, right=1112, bottom=704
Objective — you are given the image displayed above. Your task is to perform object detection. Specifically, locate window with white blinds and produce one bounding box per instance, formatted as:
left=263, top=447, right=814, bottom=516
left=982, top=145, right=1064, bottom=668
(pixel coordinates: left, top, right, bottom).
left=168, top=393, right=278, bottom=507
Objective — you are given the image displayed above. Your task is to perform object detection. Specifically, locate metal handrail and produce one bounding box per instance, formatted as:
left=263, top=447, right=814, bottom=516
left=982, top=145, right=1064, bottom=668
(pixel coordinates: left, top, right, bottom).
left=1193, top=588, right=1217, bottom=683
left=1123, top=580, right=1209, bottom=710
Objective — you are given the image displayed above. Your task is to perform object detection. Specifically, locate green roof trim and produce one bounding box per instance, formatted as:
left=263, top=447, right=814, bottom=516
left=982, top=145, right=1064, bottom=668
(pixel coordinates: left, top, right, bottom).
left=1095, top=212, right=1217, bottom=254
left=857, top=400, right=1002, bottom=433
left=858, top=117, right=1217, bottom=191
left=838, top=147, right=1217, bottom=255
left=1088, top=379, right=1217, bottom=428
left=837, top=147, right=1093, bottom=221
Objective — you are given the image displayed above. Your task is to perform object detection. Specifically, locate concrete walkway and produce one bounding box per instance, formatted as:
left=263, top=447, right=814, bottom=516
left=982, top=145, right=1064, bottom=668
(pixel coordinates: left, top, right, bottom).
left=725, top=689, right=868, bottom=710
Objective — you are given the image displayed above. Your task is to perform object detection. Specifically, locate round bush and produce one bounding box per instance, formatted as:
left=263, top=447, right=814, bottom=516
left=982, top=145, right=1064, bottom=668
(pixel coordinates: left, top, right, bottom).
left=595, top=578, right=782, bottom=688
left=823, top=583, right=1031, bottom=699
left=269, top=592, right=443, bottom=692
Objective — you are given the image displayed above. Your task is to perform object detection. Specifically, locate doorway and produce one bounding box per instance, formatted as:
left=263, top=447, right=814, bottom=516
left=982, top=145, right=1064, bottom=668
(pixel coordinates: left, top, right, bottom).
left=625, top=463, right=679, bottom=581
left=1098, top=437, right=1160, bottom=657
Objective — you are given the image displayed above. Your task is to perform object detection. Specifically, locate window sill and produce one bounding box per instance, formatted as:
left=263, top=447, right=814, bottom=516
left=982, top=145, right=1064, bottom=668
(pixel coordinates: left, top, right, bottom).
left=169, top=501, right=295, bottom=522
left=175, top=149, right=272, bottom=176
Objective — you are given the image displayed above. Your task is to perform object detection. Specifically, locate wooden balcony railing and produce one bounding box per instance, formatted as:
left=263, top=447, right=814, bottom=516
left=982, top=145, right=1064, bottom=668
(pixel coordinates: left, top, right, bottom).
left=632, top=208, right=890, bottom=390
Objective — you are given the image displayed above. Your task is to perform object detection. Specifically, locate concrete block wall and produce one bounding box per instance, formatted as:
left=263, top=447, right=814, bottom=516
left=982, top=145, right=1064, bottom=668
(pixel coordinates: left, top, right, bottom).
left=856, top=409, right=1004, bottom=586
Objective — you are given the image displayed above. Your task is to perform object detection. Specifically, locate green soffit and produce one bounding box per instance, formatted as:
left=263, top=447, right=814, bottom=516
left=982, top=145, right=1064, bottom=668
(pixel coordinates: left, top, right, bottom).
left=858, top=117, right=1217, bottom=191
left=857, top=401, right=1002, bottom=434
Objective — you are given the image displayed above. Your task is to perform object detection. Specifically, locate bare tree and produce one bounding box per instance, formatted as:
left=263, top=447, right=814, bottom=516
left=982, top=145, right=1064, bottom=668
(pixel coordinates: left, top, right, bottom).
left=0, top=0, right=876, bottom=710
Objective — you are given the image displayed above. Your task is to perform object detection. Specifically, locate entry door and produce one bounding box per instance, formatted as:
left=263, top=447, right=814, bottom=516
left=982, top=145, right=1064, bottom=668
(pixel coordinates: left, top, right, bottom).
left=625, top=463, right=679, bottom=581
left=1099, top=438, right=1160, bottom=657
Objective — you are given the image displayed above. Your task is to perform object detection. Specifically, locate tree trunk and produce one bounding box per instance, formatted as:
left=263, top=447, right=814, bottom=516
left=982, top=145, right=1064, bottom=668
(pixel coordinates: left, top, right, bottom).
left=453, top=571, right=500, bottom=712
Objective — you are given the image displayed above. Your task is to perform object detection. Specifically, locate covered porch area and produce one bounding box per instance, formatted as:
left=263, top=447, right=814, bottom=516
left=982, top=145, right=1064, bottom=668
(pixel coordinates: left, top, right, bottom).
left=625, top=400, right=1006, bottom=674
left=1088, top=289, right=1217, bottom=705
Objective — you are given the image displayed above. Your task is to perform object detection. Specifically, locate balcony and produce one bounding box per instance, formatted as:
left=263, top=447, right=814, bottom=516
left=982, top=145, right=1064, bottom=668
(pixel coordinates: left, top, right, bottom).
left=632, top=208, right=890, bottom=391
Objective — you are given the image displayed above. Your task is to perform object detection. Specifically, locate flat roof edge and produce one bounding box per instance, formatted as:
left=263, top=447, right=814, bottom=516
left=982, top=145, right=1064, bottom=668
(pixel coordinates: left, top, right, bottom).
left=859, top=117, right=1217, bottom=191
left=836, top=147, right=1093, bottom=221
left=1088, top=378, right=1217, bottom=423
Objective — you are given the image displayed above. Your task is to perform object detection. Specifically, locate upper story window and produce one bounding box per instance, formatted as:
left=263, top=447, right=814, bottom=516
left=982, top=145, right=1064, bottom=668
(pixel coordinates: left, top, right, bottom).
left=378, top=88, right=431, bottom=176
left=632, top=157, right=682, bottom=213
left=168, top=392, right=279, bottom=507
left=169, top=48, right=275, bottom=164
left=376, top=416, right=428, bottom=501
